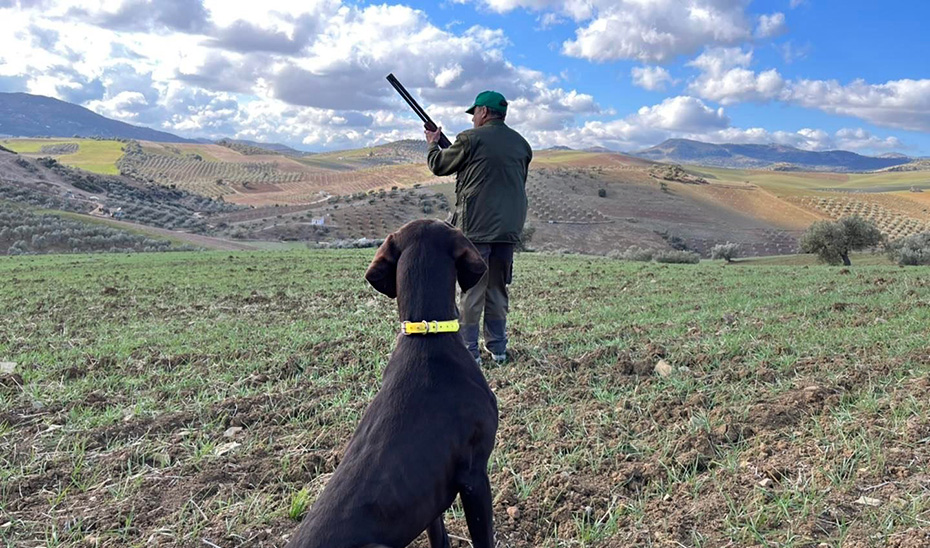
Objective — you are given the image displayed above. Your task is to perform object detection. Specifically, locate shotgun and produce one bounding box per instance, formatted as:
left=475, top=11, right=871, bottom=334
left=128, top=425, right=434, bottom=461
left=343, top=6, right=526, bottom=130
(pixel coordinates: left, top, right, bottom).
left=386, top=73, right=452, bottom=149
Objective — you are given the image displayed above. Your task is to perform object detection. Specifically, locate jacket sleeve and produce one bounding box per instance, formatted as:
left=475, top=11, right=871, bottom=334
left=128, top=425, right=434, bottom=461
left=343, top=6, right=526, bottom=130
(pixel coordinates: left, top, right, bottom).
left=427, top=133, right=470, bottom=176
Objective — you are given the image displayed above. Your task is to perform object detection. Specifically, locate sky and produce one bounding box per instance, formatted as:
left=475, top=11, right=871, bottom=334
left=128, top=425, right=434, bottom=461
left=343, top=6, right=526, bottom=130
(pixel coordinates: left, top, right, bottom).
left=0, top=0, right=928, bottom=154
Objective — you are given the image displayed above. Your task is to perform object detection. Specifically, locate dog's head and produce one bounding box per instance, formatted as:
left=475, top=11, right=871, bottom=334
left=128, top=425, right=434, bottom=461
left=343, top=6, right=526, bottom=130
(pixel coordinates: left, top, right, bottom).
left=365, top=220, right=487, bottom=299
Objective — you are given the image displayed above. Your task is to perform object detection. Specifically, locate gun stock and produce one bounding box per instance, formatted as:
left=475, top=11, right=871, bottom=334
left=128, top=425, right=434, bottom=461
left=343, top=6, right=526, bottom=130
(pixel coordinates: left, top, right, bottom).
left=386, top=73, right=452, bottom=149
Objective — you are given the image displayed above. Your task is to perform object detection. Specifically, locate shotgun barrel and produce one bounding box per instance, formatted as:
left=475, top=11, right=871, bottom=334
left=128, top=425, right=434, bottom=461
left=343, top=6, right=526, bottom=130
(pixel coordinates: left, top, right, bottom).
left=386, top=73, right=452, bottom=149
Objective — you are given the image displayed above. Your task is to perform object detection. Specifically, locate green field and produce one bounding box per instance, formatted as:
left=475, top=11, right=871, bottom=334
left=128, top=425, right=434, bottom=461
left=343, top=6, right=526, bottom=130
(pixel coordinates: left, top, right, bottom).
left=688, top=165, right=930, bottom=195
left=738, top=251, right=894, bottom=266
left=1, top=250, right=928, bottom=547
left=1, top=138, right=125, bottom=175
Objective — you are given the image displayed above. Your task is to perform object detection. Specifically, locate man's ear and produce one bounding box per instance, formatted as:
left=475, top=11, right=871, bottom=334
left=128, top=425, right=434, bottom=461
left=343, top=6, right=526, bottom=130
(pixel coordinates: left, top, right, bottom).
left=365, top=234, right=399, bottom=298
left=454, top=232, right=487, bottom=292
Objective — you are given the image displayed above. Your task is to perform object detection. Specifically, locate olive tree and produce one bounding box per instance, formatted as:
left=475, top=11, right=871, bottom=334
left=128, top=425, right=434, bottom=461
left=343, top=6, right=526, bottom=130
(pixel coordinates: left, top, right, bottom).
left=711, top=242, right=741, bottom=263
left=886, top=231, right=930, bottom=265
left=800, top=216, right=883, bottom=266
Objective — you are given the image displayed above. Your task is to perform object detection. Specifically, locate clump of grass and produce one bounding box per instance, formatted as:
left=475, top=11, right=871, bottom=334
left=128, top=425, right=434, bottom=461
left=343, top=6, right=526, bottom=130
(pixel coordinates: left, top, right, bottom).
left=654, top=249, right=701, bottom=263
left=288, top=488, right=312, bottom=521
left=607, top=245, right=654, bottom=261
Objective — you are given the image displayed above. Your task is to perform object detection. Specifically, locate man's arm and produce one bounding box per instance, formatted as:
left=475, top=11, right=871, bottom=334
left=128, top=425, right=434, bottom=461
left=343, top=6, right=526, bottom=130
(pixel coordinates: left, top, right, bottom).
left=427, top=132, right=470, bottom=177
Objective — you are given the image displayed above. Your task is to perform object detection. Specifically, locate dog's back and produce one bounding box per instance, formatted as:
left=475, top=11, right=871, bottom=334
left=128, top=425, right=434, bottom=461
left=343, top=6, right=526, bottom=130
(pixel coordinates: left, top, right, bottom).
left=291, top=338, right=496, bottom=547
left=286, top=220, right=498, bottom=548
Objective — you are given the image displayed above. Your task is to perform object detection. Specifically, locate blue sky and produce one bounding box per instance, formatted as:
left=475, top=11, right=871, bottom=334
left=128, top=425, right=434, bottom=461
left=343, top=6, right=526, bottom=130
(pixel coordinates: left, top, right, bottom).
left=1, top=0, right=928, bottom=154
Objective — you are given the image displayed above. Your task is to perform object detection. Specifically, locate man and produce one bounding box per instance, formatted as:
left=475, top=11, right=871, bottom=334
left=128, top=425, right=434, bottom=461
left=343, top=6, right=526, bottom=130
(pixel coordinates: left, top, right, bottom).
left=424, top=90, right=532, bottom=365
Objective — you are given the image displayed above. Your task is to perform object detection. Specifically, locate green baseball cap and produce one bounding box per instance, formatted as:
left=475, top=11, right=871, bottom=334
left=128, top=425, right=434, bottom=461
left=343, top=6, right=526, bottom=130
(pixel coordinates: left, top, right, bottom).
left=466, top=90, right=508, bottom=115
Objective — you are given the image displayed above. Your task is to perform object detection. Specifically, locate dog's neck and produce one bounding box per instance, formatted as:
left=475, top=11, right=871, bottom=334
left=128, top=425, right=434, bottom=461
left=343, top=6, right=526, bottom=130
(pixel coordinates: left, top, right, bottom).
left=395, top=262, right=458, bottom=322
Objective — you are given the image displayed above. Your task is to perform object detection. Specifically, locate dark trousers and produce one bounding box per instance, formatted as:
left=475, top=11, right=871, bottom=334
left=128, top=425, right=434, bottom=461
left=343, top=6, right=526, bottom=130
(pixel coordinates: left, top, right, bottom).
left=459, top=243, right=514, bottom=360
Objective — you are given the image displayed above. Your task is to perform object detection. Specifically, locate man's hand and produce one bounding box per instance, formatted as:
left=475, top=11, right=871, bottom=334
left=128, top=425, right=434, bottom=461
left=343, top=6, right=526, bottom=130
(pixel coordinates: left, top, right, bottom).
left=424, top=125, right=443, bottom=145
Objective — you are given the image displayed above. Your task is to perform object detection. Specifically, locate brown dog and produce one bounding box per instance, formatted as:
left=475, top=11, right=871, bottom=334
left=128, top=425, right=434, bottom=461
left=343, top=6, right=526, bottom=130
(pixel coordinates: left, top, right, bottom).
left=286, top=220, right=499, bottom=548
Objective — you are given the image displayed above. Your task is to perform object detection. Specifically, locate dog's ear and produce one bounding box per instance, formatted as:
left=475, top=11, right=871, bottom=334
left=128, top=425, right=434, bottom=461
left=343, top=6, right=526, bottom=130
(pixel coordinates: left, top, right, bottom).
left=453, top=232, right=487, bottom=292
left=365, top=234, right=399, bottom=298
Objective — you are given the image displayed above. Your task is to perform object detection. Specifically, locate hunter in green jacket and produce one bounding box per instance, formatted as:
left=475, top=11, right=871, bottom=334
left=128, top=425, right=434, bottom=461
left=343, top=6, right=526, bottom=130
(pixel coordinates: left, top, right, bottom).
left=426, top=109, right=532, bottom=243
left=425, top=90, right=532, bottom=365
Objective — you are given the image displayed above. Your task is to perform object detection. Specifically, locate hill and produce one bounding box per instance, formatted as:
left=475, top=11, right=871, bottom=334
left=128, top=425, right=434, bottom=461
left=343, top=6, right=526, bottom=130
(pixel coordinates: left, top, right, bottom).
left=880, top=159, right=930, bottom=172
left=4, top=138, right=929, bottom=257
left=0, top=92, right=193, bottom=143
left=217, top=138, right=309, bottom=156
left=636, top=138, right=912, bottom=172
left=0, top=148, right=256, bottom=252
left=2, top=250, right=928, bottom=546
left=0, top=137, right=126, bottom=175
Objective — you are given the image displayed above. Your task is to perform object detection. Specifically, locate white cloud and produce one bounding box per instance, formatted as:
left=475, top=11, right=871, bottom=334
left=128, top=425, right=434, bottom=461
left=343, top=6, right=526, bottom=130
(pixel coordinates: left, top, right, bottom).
left=709, top=126, right=833, bottom=150
left=86, top=91, right=150, bottom=121
left=631, top=66, right=677, bottom=91
left=687, top=46, right=753, bottom=74
left=834, top=128, right=903, bottom=151
left=634, top=96, right=729, bottom=132
left=0, top=0, right=919, bottom=153
left=526, top=95, right=730, bottom=151
left=705, top=126, right=904, bottom=152
left=790, top=0, right=807, bottom=8
left=686, top=48, right=786, bottom=104
left=431, top=65, right=461, bottom=89
left=562, top=1, right=753, bottom=63
left=685, top=48, right=930, bottom=131
left=788, top=78, right=930, bottom=132
left=475, top=0, right=595, bottom=20
left=63, top=0, right=212, bottom=34
left=506, top=85, right=601, bottom=131
left=776, top=40, right=811, bottom=64
left=536, top=13, right=564, bottom=29
left=755, top=12, right=787, bottom=38
left=465, top=0, right=754, bottom=63
left=520, top=93, right=908, bottom=155
left=0, top=0, right=601, bottom=149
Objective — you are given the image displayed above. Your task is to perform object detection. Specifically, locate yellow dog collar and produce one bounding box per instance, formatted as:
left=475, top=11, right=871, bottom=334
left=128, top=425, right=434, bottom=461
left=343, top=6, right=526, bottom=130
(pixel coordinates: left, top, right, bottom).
left=401, top=319, right=460, bottom=335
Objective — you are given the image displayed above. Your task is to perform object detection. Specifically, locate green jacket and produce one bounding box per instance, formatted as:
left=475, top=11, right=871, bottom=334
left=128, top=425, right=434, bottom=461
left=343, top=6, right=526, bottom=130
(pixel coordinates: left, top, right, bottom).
left=427, top=120, right=532, bottom=244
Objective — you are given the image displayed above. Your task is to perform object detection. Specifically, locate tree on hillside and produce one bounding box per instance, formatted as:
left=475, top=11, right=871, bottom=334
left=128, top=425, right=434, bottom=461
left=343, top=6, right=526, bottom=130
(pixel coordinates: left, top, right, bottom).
left=711, top=242, right=740, bottom=263
left=800, top=216, right=883, bottom=266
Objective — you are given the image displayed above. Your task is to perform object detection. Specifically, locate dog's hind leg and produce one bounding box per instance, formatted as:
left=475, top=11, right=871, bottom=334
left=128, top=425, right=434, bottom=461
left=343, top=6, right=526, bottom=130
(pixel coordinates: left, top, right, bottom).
left=458, top=472, right=495, bottom=548
left=426, top=516, right=451, bottom=548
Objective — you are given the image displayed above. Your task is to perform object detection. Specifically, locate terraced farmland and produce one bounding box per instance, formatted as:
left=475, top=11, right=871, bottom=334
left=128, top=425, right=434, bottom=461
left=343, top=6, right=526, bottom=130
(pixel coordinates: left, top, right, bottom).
left=213, top=188, right=451, bottom=242
left=683, top=229, right=802, bottom=257
left=223, top=165, right=444, bottom=207
left=526, top=170, right=612, bottom=224
left=7, top=138, right=926, bottom=257
left=116, top=142, right=443, bottom=206
left=120, top=153, right=305, bottom=196
left=790, top=195, right=930, bottom=241
left=688, top=165, right=930, bottom=195
left=522, top=166, right=819, bottom=257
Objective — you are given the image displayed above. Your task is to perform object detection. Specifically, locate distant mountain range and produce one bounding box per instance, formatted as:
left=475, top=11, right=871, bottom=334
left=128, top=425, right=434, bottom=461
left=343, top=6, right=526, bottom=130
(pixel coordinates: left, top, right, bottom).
left=0, top=92, right=193, bottom=143
left=1, top=93, right=920, bottom=173
left=634, top=138, right=913, bottom=172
